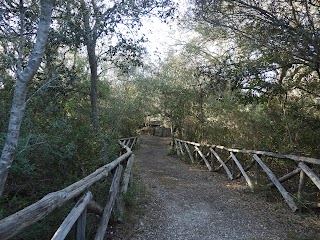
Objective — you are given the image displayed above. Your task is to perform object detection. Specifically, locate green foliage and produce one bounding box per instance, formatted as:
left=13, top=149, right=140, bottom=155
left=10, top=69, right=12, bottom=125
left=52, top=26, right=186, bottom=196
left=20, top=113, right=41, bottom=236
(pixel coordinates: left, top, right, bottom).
left=135, top=42, right=320, bottom=158
left=1, top=0, right=320, bottom=237
left=0, top=0, right=177, bottom=239
left=191, top=0, right=320, bottom=99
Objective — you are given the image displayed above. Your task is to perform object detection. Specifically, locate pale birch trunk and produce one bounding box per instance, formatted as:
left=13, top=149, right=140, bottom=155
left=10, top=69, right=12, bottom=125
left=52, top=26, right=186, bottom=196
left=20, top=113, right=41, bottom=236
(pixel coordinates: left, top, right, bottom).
left=0, top=0, right=54, bottom=196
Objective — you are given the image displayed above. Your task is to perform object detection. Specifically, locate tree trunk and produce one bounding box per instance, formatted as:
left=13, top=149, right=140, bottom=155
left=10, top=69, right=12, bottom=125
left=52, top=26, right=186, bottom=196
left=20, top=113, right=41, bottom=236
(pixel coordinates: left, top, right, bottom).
left=0, top=0, right=54, bottom=197
left=80, top=0, right=101, bottom=135
left=87, top=42, right=101, bottom=134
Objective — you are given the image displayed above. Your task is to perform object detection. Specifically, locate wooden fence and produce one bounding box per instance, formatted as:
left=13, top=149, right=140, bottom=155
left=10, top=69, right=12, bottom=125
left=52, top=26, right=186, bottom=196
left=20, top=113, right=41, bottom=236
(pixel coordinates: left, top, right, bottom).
left=0, top=136, right=139, bottom=240
left=175, top=139, right=320, bottom=212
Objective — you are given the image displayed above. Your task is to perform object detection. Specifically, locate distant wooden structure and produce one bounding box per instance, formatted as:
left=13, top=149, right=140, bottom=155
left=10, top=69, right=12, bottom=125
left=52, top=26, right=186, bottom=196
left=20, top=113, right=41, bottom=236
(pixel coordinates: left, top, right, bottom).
left=175, top=139, right=320, bottom=212
left=143, top=115, right=171, bottom=137
left=0, top=136, right=139, bottom=240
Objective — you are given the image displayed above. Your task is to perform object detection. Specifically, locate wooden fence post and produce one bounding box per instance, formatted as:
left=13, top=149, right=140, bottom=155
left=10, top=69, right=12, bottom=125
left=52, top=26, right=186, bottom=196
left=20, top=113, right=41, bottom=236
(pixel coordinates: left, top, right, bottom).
left=230, top=152, right=254, bottom=191
left=75, top=206, right=87, bottom=240
left=210, top=151, right=215, bottom=171
left=130, top=137, right=136, bottom=149
left=52, top=191, right=93, bottom=240
left=255, top=160, right=260, bottom=186
left=253, top=155, right=298, bottom=212
left=209, top=148, right=233, bottom=179
left=194, top=146, right=213, bottom=172
left=115, top=154, right=136, bottom=221
left=194, top=148, right=198, bottom=162
left=235, top=159, right=255, bottom=179
left=178, top=141, right=185, bottom=156
left=298, top=169, right=305, bottom=204
left=265, top=168, right=301, bottom=189
left=175, top=139, right=180, bottom=156
left=231, top=153, right=236, bottom=178
left=184, top=142, right=195, bottom=163
left=95, top=165, right=123, bottom=240
left=298, top=162, right=320, bottom=189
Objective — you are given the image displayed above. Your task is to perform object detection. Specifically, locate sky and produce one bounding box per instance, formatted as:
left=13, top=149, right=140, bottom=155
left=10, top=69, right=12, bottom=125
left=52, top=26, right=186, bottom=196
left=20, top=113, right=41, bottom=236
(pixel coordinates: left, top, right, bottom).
left=139, top=0, right=193, bottom=62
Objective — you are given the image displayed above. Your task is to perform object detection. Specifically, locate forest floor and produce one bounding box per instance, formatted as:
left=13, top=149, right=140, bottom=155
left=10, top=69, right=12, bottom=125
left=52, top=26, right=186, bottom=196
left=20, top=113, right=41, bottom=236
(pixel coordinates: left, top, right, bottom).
left=106, top=135, right=320, bottom=240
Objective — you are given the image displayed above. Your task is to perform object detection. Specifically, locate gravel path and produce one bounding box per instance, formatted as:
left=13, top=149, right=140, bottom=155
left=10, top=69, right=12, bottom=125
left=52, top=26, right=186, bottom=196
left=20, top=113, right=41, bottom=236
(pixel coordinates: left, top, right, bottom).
left=108, top=135, right=320, bottom=240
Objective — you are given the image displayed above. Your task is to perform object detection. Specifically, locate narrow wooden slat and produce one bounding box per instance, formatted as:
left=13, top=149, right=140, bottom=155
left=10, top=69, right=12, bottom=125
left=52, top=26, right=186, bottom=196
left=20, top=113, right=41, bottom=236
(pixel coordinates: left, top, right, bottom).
left=184, top=142, right=195, bottom=163
left=116, top=154, right=135, bottom=221
left=255, top=161, right=260, bottom=185
left=253, top=154, right=298, bottom=212
left=193, top=149, right=199, bottom=162
left=230, top=153, right=254, bottom=190
left=231, top=157, right=236, bottom=178
left=121, top=155, right=135, bottom=194
left=210, top=152, right=214, bottom=170
left=194, top=146, right=213, bottom=172
left=298, top=162, right=320, bottom=190
left=178, top=140, right=185, bottom=155
left=75, top=206, right=87, bottom=240
left=235, top=160, right=255, bottom=179
left=215, top=155, right=232, bottom=171
left=266, top=168, right=301, bottom=188
left=130, top=137, right=136, bottom=149
left=175, top=139, right=180, bottom=156
left=298, top=170, right=306, bottom=202
left=209, top=148, right=233, bottom=179
left=94, top=165, right=123, bottom=240
left=52, top=191, right=92, bottom=240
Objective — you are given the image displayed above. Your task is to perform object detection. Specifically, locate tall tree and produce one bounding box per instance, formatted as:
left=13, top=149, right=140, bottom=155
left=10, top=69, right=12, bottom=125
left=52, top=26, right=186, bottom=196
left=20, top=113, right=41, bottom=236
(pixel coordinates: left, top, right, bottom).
left=0, top=0, right=54, bottom=196
left=72, top=0, right=174, bottom=134
left=80, top=0, right=101, bottom=133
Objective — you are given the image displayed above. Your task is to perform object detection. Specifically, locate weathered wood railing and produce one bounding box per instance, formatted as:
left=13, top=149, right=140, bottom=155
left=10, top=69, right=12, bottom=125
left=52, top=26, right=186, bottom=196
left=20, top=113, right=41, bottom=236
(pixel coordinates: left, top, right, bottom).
left=175, top=139, right=320, bottom=212
left=0, top=136, right=139, bottom=240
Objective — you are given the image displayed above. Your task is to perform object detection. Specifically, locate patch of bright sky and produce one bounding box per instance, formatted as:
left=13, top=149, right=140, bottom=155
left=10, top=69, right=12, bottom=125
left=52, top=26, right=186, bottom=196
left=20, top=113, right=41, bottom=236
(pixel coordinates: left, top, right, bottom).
left=139, top=0, right=194, bottom=63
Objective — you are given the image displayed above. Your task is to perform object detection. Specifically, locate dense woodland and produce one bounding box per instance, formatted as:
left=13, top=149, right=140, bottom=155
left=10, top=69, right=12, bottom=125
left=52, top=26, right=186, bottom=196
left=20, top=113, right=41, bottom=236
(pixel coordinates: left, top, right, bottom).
left=0, top=0, right=320, bottom=238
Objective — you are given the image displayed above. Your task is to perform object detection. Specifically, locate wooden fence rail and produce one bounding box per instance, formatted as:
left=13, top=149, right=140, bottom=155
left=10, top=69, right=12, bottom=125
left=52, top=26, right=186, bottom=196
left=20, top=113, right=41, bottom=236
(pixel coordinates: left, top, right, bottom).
left=0, top=136, right=139, bottom=240
left=175, top=139, right=320, bottom=212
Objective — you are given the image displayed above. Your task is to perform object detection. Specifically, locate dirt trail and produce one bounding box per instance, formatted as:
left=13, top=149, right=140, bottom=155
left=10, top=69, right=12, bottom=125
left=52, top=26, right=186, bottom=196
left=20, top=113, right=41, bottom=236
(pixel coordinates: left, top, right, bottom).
left=109, top=135, right=319, bottom=240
